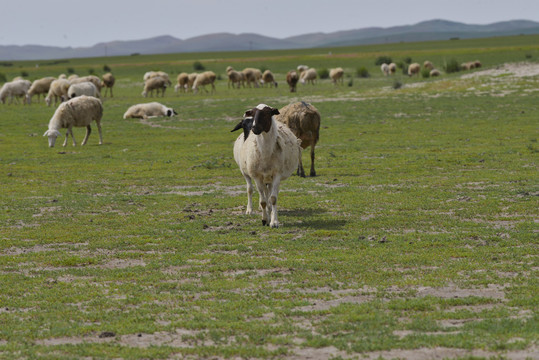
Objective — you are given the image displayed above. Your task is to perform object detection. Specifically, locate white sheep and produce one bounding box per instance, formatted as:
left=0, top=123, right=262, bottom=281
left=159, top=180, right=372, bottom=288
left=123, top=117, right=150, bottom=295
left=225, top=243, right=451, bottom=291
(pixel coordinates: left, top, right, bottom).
left=300, top=68, right=317, bottom=85
left=123, top=102, right=177, bottom=119
left=43, top=95, right=103, bottom=147
left=26, top=77, right=55, bottom=105
left=429, top=69, right=441, bottom=77
left=242, top=68, right=262, bottom=88
left=329, top=67, right=344, bottom=84
left=388, top=63, right=397, bottom=74
left=261, top=70, right=277, bottom=88
left=297, top=65, right=309, bottom=74
left=408, top=63, right=421, bottom=76
left=67, top=74, right=79, bottom=81
left=70, top=75, right=102, bottom=91
left=192, top=71, right=216, bottom=94
left=174, top=72, right=189, bottom=93
left=142, top=76, right=168, bottom=97
left=423, top=61, right=434, bottom=70
left=144, top=71, right=171, bottom=86
left=231, top=104, right=301, bottom=228
left=381, top=63, right=390, bottom=76
left=67, top=81, right=100, bottom=99
left=187, top=73, right=198, bottom=92
left=0, top=79, right=31, bottom=104
left=45, top=79, right=70, bottom=106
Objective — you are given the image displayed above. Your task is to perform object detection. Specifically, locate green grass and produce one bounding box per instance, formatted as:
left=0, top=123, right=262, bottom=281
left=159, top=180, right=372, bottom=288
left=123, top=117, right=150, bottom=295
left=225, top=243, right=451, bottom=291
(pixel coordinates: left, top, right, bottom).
left=1, top=35, right=538, bottom=359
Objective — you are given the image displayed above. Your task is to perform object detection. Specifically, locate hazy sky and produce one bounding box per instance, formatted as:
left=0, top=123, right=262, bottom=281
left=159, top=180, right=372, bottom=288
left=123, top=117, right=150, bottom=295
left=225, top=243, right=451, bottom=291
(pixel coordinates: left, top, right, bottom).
left=2, top=0, right=539, bottom=47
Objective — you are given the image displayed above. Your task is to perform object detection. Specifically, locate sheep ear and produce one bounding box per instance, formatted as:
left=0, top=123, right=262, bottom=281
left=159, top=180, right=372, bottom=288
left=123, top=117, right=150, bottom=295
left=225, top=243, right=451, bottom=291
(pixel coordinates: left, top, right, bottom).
left=231, top=121, right=243, bottom=132
left=173, top=110, right=178, bottom=115
left=43, top=130, right=49, bottom=137
left=271, top=108, right=280, bottom=115
left=244, top=110, right=253, bottom=117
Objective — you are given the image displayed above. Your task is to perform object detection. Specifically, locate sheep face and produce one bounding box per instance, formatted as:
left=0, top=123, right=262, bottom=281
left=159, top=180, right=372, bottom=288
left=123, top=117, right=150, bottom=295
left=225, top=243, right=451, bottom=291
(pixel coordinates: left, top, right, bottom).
left=43, top=129, right=62, bottom=147
left=231, top=116, right=254, bottom=140
left=247, top=104, right=279, bottom=135
left=166, top=108, right=178, bottom=117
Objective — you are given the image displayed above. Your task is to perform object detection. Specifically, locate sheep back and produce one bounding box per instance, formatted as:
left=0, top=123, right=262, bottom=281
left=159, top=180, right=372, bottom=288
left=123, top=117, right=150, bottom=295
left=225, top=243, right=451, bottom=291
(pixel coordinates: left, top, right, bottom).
left=276, top=102, right=320, bottom=150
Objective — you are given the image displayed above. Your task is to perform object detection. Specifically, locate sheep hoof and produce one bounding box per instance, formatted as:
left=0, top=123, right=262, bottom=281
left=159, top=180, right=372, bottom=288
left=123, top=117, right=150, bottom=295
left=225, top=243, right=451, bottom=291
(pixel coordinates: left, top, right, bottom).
left=310, top=171, right=316, bottom=177
left=270, top=222, right=279, bottom=228
left=262, top=220, right=268, bottom=226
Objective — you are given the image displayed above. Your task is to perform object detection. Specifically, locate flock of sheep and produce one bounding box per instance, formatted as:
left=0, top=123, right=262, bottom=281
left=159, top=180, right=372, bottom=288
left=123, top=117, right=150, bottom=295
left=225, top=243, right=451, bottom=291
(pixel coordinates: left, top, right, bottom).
left=380, top=59, right=481, bottom=77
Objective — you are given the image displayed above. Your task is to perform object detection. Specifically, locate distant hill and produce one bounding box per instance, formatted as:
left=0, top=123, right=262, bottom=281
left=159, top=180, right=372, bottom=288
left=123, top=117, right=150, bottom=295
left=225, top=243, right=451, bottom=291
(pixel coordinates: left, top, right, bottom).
left=1, top=19, right=539, bottom=61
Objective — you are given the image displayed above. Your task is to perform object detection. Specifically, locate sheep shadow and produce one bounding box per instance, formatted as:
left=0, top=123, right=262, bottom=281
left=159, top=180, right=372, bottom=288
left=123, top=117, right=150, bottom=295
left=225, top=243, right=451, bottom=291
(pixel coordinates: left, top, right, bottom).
left=280, top=208, right=347, bottom=230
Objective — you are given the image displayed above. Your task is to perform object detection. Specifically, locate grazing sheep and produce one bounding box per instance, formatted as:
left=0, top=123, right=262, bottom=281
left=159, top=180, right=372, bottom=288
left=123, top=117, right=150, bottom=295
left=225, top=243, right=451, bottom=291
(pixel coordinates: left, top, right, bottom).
left=187, top=73, right=198, bottom=92
left=174, top=72, right=189, bottom=93
left=474, top=60, right=482, bottom=68
left=43, top=95, right=103, bottom=147
left=242, top=68, right=262, bottom=88
left=144, top=71, right=171, bottom=86
left=68, top=74, right=79, bottom=81
left=45, top=79, right=70, bottom=106
left=261, top=70, right=277, bottom=88
left=300, top=68, right=317, bottom=85
left=286, top=70, right=299, bottom=93
left=143, top=71, right=156, bottom=81
left=423, top=61, right=434, bottom=70
left=408, top=63, right=421, bottom=76
left=26, top=77, right=55, bottom=105
left=276, top=101, right=320, bottom=177
left=297, top=65, right=309, bottom=74
left=101, top=73, right=115, bottom=97
left=0, top=80, right=32, bottom=104
left=231, top=104, right=301, bottom=228
left=142, top=76, right=168, bottom=97
left=227, top=69, right=244, bottom=89
left=429, top=69, right=441, bottom=77
left=388, top=63, right=397, bottom=74
left=70, top=75, right=102, bottom=91
left=123, top=102, right=177, bottom=119
left=330, top=67, right=344, bottom=84
left=192, top=71, right=216, bottom=94
left=381, top=63, right=390, bottom=76
left=58, top=74, right=67, bottom=79
left=67, top=81, right=100, bottom=99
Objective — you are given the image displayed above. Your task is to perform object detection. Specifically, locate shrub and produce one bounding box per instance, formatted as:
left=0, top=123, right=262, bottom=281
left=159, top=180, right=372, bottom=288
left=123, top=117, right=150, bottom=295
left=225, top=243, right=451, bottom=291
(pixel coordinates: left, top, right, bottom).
left=375, top=56, right=392, bottom=66
left=403, top=57, right=412, bottom=64
left=525, top=53, right=532, bottom=59
left=88, top=69, right=95, bottom=75
left=67, top=67, right=75, bottom=74
left=193, top=61, right=205, bottom=71
left=103, top=65, right=111, bottom=72
left=318, top=68, right=329, bottom=79
left=347, top=78, right=354, bottom=87
left=356, top=66, right=370, bottom=78
left=393, top=80, right=403, bottom=89
left=402, top=64, right=409, bottom=75
left=444, top=59, right=461, bottom=74
left=20, top=71, right=29, bottom=78
left=421, top=68, right=431, bottom=78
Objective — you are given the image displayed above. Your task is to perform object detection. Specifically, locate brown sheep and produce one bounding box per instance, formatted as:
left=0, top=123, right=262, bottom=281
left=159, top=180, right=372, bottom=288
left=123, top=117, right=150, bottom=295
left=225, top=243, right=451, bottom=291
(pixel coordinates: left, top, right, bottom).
left=276, top=101, right=321, bottom=177
left=423, top=61, right=434, bottom=70
left=286, top=71, right=299, bottom=93
left=242, top=68, right=262, bottom=88
left=408, top=63, right=421, bottom=76
left=261, top=70, right=277, bottom=88
left=174, top=72, right=189, bottom=93
left=101, top=73, right=115, bottom=97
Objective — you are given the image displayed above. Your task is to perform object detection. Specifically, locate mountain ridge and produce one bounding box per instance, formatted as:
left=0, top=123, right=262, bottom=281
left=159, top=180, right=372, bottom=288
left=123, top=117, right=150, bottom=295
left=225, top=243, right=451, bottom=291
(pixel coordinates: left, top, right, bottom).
left=1, top=19, right=538, bottom=61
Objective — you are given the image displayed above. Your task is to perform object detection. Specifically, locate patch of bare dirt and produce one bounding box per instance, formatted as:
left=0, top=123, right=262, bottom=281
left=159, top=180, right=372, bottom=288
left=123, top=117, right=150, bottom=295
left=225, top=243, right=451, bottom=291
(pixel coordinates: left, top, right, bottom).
left=461, top=62, right=539, bottom=79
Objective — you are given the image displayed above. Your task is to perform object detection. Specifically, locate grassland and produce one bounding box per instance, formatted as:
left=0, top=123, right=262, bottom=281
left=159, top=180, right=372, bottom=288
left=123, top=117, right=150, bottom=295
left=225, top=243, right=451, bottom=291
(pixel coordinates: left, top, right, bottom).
left=0, top=35, right=538, bottom=359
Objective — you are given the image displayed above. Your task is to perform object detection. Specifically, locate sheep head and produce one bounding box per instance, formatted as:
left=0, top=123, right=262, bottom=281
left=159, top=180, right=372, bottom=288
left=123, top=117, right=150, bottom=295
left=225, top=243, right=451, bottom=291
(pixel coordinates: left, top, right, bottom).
left=43, top=129, right=62, bottom=147
left=247, top=104, right=279, bottom=135
left=231, top=116, right=254, bottom=140
left=166, top=108, right=178, bottom=117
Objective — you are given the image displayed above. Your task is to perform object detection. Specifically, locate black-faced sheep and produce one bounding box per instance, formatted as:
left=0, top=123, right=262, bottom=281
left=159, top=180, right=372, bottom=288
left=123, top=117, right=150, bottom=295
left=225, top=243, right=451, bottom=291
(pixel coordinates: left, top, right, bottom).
left=101, top=73, right=115, bottom=97
left=276, top=101, right=320, bottom=177
left=286, top=71, right=299, bottom=93
left=123, top=102, right=177, bottom=119
left=231, top=104, right=301, bottom=228
left=43, top=95, right=103, bottom=147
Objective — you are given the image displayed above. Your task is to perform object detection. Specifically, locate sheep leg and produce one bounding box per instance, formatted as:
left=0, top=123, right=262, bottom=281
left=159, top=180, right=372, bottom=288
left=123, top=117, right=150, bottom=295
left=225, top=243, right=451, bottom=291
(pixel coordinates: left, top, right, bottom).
left=254, top=178, right=269, bottom=226
left=81, top=125, right=91, bottom=146
left=96, top=121, right=103, bottom=145
left=244, top=175, right=254, bottom=214
left=269, top=176, right=281, bottom=228
left=309, top=144, right=316, bottom=177
left=297, top=153, right=306, bottom=177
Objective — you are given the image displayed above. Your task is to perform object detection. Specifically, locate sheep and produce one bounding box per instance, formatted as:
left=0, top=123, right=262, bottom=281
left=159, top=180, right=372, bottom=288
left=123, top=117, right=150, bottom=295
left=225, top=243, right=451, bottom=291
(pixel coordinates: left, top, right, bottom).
left=242, top=68, right=262, bottom=88
left=330, top=67, right=344, bottom=84
left=297, top=65, right=309, bottom=74
left=429, top=69, right=441, bottom=77
left=192, top=71, right=216, bottom=94
left=300, top=68, right=317, bottom=85
left=423, top=61, right=434, bottom=70
left=275, top=101, right=320, bottom=177
left=67, top=81, right=100, bottom=99
left=58, top=74, right=67, bottom=79
left=101, top=73, right=115, bottom=97
left=474, top=60, right=482, bottom=68
left=26, top=77, right=55, bottom=104
left=381, top=63, right=390, bottom=76
left=142, top=76, right=168, bottom=97
left=261, top=70, right=277, bottom=88
left=45, top=79, right=70, bottom=106
left=123, top=102, right=177, bottom=119
left=286, top=70, right=299, bottom=93
left=68, top=74, right=79, bottom=81
left=174, top=72, right=189, bottom=93
left=0, top=80, right=31, bottom=104
left=227, top=69, right=244, bottom=89
left=388, top=63, right=397, bottom=74
left=43, top=95, right=103, bottom=147
left=70, top=75, right=102, bottom=91
left=231, top=103, right=301, bottom=228
left=143, top=71, right=156, bottom=81
left=187, top=73, right=198, bottom=92
left=408, top=63, right=421, bottom=76
left=144, top=71, right=171, bottom=85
